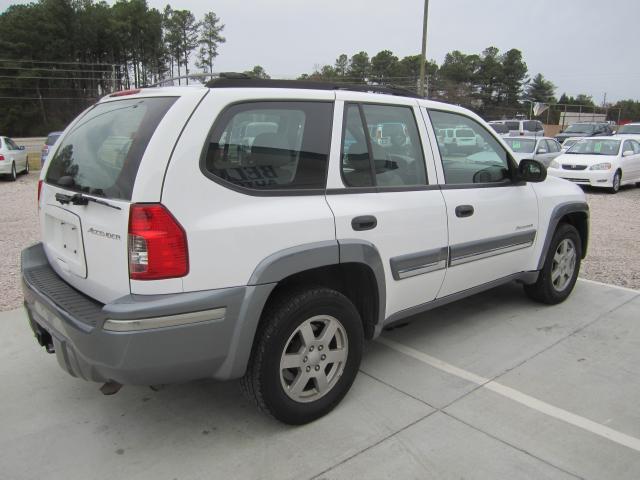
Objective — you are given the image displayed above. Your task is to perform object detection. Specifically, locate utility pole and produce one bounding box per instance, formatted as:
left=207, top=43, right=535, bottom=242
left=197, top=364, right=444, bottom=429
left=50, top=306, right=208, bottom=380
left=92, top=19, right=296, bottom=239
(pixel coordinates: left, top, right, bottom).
left=418, top=0, right=430, bottom=97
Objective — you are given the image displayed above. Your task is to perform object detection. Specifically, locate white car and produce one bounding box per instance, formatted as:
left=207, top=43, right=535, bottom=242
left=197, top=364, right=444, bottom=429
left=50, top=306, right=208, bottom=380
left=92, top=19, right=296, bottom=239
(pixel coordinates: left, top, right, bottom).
left=0, top=136, right=29, bottom=181
left=22, top=80, right=589, bottom=425
left=615, top=122, right=640, bottom=139
left=502, top=136, right=562, bottom=166
left=548, top=136, right=640, bottom=193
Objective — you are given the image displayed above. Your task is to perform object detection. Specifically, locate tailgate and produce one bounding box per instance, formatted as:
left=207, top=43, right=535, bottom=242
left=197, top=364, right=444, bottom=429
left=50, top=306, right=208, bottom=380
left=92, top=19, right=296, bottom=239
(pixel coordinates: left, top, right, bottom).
left=39, top=90, right=206, bottom=304
left=40, top=188, right=131, bottom=303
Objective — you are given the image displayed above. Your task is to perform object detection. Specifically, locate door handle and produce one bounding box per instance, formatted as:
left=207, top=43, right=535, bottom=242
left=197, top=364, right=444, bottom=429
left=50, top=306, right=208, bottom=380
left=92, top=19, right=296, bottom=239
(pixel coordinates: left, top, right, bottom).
left=351, top=215, right=377, bottom=231
left=455, top=205, right=474, bottom=218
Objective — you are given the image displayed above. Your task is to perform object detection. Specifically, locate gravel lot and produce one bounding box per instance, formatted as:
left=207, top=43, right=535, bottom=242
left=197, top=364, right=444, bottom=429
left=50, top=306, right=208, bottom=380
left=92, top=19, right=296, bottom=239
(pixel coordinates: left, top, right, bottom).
left=1, top=174, right=638, bottom=311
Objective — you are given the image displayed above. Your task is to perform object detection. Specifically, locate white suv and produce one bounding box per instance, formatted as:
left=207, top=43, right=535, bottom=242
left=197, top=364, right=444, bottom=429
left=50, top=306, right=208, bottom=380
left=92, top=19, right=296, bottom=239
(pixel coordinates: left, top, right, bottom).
left=22, top=79, right=589, bottom=424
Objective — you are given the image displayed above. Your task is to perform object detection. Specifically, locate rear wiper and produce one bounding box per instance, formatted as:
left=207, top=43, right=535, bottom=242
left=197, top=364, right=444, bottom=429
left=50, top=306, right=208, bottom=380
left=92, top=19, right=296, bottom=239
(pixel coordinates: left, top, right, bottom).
left=55, top=192, right=121, bottom=210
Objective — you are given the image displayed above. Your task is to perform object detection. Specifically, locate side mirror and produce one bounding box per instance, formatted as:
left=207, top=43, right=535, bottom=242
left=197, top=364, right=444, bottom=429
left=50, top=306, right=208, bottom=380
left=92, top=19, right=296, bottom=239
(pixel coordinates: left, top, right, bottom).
left=622, top=150, right=634, bottom=157
left=517, top=159, right=547, bottom=183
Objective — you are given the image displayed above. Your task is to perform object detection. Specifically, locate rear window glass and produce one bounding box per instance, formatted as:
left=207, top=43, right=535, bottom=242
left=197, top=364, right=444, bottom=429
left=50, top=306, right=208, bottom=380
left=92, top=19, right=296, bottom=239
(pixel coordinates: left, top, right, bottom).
left=45, top=97, right=176, bottom=200
left=505, top=121, right=519, bottom=130
left=490, top=124, right=509, bottom=134
left=45, top=134, right=61, bottom=146
left=203, top=101, right=333, bottom=191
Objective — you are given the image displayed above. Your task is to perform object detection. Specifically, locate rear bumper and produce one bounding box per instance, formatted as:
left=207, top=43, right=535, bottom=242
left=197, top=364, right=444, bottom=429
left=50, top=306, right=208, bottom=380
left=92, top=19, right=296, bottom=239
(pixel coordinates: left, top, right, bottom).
left=21, top=243, right=275, bottom=385
left=0, top=161, right=13, bottom=174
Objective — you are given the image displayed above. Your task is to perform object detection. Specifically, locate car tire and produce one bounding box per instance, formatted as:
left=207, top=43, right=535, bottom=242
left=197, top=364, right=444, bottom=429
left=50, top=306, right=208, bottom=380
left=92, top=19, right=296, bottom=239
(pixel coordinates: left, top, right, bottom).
left=9, top=162, right=16, bottom=181
left=241, top=287, right=364, bottom=425
left=24, top=159, right=29, bottom=175
left=524, top=223, right=582, bottom=305
left=610, top=170, right=621, bottom=193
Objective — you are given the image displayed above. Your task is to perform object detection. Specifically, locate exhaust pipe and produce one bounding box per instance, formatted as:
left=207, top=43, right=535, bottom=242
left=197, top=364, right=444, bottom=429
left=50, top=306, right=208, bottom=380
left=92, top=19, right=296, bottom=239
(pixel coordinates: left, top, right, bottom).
left=100, top=381, right=122, bottom=395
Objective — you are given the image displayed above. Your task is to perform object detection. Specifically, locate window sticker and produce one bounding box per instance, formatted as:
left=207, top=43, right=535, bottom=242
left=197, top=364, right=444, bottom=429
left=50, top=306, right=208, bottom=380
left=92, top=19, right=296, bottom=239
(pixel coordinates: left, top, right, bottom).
left=594, top=142, right=602, bottom=153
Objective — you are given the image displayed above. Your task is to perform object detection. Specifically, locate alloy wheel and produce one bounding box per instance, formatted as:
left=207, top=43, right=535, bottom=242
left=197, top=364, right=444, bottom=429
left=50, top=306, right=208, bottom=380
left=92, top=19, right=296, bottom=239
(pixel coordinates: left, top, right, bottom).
left=279, top=315, right=348, bottom=403
left=551, top=238, right=576, bottom=292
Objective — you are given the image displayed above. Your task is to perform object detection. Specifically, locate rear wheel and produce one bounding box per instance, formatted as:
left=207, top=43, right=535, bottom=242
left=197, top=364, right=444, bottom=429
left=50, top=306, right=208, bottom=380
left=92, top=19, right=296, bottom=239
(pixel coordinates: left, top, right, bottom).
left=241, top=287, right=363, bottom=425
left=524, top=223, right=581, bottom=305
left=610, top=170, right=621, bottom=193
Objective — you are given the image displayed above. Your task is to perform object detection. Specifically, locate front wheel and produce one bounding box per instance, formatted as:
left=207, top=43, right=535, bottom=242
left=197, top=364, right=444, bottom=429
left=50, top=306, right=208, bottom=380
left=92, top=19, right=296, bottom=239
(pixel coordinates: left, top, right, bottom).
left=9, top=162, right=16, bottom=181
left=241, top=287, right=363, bottom=425
left=610, top=170, right=621, bottom=193
left=524, top=223, right=581, bottom=305
left=23, top=159, right=29, bottom=174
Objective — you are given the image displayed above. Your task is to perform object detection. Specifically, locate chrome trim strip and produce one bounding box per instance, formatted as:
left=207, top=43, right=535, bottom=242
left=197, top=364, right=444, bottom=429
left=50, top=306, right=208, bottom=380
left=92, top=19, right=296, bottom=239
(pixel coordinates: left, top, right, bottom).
left=397, top=259, right=447, bottom=279
left=390, top=247, right=449, bottom=281
left=103, top=308, right=226, bottom=332
left=449, top=230, right=536, bottom=266
left=449, top=241, right=534, bottom=266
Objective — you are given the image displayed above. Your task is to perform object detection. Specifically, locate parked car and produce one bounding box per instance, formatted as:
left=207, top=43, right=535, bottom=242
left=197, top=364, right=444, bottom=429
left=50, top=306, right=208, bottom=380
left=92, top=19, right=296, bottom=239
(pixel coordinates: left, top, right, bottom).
left=22, top=80, right=589, bottom=425
left=0, top=136, right=29, bottom=181
left=488, top=119, right=545, bottom=136
left=555, top=122, right=613, bottom=144
left=615, top=122, right=640, bottom=139
left=502, top=136, right=562, bottom=166
left=560, top=137, right=581, bottom=152
left=41, top=131, right=63, bottom=166
left=548, top=136, right=640, bottom=193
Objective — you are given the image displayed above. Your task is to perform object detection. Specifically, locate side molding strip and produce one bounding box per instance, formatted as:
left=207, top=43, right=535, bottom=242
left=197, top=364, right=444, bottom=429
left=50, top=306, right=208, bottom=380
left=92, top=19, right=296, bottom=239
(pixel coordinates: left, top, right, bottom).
left=390, top=247, right=448, bottom=280
left=449, top=230, right=536, bottom=266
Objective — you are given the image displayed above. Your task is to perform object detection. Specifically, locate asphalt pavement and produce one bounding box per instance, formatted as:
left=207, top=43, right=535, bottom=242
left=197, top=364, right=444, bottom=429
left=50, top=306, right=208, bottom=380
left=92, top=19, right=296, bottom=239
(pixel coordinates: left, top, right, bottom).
left=1, top=278, right=639, bottom=480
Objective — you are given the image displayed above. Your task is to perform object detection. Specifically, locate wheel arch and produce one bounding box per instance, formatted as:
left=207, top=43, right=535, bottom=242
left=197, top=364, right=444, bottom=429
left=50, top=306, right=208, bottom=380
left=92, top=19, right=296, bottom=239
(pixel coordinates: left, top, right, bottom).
left=537, top=201, right=589, bottom=270
left=248, top=240, right=385, bottom=341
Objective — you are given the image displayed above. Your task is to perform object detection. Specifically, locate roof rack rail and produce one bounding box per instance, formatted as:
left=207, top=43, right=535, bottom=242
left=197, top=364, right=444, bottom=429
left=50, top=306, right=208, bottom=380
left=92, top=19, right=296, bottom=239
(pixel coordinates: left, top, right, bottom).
left=145, top=72, right=423, bottom=99
left=145, top=72, right=250, bottom=88
left=205, top=77, right=423, bottom=99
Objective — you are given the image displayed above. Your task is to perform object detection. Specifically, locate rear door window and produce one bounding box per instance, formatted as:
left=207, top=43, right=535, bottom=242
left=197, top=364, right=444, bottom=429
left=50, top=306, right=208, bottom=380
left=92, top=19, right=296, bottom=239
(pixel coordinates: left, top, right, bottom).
left=203, top=101, right=333, bottom=191
left=45, top=97, right=177, bottom=200
left=340, top=103, right=427, bottom=188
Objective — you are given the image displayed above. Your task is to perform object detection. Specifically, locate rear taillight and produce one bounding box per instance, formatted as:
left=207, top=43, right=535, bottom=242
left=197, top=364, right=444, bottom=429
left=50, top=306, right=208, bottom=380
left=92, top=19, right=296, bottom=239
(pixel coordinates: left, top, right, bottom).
left=37, top=180, right=42, bottom=205
left=128, top=204, right=188, bottom=280
left=0, top=154, right=4, bottom=161
left=42, top=146, right=49, bottom=154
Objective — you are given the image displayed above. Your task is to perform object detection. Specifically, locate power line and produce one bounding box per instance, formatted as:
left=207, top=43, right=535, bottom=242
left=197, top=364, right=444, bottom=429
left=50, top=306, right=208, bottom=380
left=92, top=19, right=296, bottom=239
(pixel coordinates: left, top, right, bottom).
left=0, top=65, right=113, bottom=74
left=0, top=58, right=116, bottom=66
left=0, top=75, right=115, bottom=81
left=0, top=96, right=98, bottom=100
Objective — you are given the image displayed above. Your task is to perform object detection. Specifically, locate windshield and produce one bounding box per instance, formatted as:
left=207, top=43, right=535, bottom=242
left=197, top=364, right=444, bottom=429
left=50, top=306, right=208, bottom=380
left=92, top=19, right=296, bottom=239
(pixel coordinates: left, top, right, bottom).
left=566, top=139, right=620, bottom=155
left=564, top=124, right=594, bottom=134
left=46, top=97, right=177, bottom=200
left=617, top=124, right=640, bottom=134
left=504, top=138, right=536, bottom=153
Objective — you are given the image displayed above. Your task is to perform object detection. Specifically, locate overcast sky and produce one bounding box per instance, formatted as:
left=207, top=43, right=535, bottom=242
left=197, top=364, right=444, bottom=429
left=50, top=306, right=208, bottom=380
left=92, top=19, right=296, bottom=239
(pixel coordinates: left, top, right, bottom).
left=2, top=0, right=638, bottom=102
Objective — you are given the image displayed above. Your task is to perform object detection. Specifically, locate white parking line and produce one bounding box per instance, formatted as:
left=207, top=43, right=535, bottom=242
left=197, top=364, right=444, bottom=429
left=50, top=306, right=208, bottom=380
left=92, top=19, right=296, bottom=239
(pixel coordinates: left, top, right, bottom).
left=377, top=337, right=640, bottom=453
left=577, top=277, right=640, bottom=295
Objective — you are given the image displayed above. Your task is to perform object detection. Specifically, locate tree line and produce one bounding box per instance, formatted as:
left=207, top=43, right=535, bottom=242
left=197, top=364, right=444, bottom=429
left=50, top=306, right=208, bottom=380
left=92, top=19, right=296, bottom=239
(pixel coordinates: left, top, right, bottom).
left=0, top=0, right=227, bottom=135
left=296, top=47, right=639, bottom=123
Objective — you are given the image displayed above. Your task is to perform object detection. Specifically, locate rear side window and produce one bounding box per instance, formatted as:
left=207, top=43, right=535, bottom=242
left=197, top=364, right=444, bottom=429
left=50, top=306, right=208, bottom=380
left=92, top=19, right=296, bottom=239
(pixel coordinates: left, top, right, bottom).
left=203, top=101, right=333, bottom=191
left=505, top=121, right=519, bottom=131
left=46, top=97, right=177, bottom=200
